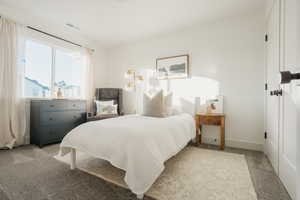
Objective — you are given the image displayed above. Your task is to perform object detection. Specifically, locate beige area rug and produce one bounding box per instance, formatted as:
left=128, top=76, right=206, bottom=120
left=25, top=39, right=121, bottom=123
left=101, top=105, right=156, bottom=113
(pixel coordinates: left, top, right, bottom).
left=55, top=147, right=257, bottom=200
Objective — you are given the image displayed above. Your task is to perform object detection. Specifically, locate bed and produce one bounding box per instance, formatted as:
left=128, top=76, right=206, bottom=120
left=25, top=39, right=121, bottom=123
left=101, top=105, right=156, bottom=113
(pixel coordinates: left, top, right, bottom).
left=60, top=113, right=195, bottom=199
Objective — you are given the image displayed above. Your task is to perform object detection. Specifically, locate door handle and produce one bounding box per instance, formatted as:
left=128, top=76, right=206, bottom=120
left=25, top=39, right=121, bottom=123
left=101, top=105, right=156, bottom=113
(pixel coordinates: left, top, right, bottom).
left=280, top=71, right=300, bottom=84
left=270, top=90, right=283, bottom=96
left=274, top=89, right=283, bottom=96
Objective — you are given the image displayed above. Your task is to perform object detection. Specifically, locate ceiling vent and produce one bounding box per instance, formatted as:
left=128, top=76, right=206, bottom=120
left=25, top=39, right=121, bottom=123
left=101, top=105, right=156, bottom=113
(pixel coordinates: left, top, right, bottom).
left=66, top=23, right=80, bottom=30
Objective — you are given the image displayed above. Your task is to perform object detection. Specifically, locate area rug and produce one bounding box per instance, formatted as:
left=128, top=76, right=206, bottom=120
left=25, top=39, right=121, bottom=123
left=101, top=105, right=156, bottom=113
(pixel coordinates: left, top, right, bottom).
left=55, top=147, right=257, bottom=200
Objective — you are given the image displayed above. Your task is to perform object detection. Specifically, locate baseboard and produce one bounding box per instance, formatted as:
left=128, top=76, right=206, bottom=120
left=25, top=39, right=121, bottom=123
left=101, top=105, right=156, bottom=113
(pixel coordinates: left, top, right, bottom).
left=201, top=136, right=263, bottom=152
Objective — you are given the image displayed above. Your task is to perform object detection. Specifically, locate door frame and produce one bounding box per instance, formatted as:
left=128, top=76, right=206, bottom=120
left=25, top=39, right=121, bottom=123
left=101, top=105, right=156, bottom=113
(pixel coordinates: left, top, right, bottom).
left=264, top=0, right=281, bottom=174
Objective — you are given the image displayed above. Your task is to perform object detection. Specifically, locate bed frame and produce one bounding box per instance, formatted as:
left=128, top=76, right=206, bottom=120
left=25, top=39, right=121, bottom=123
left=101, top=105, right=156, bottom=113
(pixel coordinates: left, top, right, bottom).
left=69, top=148, right=145, bottom=199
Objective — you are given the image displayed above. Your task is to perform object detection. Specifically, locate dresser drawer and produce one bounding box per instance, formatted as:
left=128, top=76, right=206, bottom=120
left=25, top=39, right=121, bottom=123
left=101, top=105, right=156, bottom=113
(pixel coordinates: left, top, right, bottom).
left=199, top=116, right=221, bottom=125
left=40, top=111, right=86, bottom=126
left=40, top=125, right=73, bottom=144
left=68, top=101, right=86, bottom=110
left=70, top=112, right=86, bottom=125
left=40, top=101, right=67, bottom=112
left=40, top=112, right=67, bottom=125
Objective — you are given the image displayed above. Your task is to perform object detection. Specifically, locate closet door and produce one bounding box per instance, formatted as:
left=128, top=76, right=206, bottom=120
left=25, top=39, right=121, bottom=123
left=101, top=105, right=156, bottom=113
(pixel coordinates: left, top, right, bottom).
left=266, top=0, right=281, bottom=174
left=278, top=0, right=299, bottom=198
left=297, top=0, right=300, bottom=198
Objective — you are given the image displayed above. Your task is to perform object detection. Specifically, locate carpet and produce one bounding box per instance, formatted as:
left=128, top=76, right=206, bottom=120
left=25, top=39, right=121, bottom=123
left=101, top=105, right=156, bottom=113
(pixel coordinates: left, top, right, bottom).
left=55, top=146, right=257, bottom=200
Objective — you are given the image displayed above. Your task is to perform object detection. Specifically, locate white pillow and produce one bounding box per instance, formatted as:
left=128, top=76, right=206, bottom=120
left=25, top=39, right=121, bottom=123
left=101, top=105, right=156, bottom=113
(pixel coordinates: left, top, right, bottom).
left=163, top=92, right=173, bottom=117
left=95, top=100, right=116, bottom=115
left=97, top=104, right=118, bottom=115
left=142, top=90, right=164, bottom=117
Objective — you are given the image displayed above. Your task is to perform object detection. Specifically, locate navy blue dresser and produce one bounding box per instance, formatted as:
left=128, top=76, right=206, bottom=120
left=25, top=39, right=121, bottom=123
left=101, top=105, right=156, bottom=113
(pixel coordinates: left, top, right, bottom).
left=30, top=99, right=87, bottom=147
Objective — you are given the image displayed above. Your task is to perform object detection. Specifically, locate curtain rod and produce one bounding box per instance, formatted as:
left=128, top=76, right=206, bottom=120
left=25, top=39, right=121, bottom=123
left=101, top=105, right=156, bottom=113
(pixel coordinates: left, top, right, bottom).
left=0, top=15, right=95, bottom=52
left=27, top=26, right=95, bottom=52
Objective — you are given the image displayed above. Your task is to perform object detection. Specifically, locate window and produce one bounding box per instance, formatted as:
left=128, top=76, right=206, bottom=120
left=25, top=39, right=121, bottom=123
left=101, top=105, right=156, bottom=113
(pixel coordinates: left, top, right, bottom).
left=25, top=40, right=52, bottom=98
left=24, top=40, right=84, bottom=98
left=55, top=49, right=84, bottom=98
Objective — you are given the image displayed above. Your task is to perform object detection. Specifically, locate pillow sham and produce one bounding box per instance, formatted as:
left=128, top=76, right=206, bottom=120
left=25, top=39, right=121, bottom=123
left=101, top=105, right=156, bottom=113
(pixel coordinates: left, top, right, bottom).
left=95, top=100, right=117, bottom=115
left=142, top=90, right=164, bottom=117
left=97, top=104, right=118, bottom=115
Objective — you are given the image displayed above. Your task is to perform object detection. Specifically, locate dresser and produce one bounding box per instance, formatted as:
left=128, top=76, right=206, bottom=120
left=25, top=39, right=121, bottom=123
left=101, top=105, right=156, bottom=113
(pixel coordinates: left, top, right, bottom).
left=30, top=99, right=87, bottom=147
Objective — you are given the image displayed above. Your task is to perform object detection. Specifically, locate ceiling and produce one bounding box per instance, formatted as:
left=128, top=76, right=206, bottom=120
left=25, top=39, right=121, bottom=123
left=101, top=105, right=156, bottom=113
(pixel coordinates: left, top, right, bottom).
left=0, top=0, right=266, bottom=48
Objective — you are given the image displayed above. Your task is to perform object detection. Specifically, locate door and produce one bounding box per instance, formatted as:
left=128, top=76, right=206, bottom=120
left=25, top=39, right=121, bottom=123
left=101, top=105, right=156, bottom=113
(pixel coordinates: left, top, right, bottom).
left=278, top=0, right=298, bottom=198
left=266, top=0, right=281, bottom=174
left=297, top=0, right=300, bottom=198
left=296, top=85, right=300, bottom=200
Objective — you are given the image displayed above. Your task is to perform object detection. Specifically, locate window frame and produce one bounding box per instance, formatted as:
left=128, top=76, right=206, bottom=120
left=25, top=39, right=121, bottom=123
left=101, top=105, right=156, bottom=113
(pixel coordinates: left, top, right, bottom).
left=24, top=39, right=84, bottom=100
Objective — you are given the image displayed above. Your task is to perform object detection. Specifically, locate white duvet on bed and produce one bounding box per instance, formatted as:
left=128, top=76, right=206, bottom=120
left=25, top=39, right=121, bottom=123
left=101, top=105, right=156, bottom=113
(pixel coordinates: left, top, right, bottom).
left=60, top=113, right=195, bottom=195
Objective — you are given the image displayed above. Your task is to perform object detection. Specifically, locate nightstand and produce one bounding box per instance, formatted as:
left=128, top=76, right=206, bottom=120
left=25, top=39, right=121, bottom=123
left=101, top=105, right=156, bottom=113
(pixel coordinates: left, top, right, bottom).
left=195, top=113, right=225, bottom=150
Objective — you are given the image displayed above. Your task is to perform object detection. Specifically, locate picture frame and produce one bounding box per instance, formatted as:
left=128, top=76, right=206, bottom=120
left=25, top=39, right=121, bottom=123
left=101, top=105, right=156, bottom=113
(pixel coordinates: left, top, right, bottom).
left=156, top=54, right=189, bottom=79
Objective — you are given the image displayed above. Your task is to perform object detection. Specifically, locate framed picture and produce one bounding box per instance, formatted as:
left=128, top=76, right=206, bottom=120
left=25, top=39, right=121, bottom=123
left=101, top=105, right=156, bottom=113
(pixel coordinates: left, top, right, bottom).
left=156, top=54, right=189, bottom=79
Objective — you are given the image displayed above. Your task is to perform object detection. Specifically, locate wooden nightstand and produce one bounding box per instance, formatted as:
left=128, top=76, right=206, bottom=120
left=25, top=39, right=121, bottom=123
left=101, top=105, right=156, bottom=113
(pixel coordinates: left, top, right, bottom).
left=195, top=113, right=225, bottom=150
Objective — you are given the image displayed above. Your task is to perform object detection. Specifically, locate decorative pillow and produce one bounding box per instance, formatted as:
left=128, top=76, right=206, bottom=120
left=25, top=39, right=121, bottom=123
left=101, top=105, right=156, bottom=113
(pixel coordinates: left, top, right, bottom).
left=142, top=90, right=164, bottom=117
left=97, top=104, right=118, bottom=115
left=95, top=100, right=116, bottom=115
left=100, top=104, right=118, bottom=115
left=163, top=92, right=173, bottom=117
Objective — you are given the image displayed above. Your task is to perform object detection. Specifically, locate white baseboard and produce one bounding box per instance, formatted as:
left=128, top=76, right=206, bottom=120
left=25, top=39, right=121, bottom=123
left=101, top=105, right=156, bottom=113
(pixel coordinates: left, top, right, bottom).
left=201, top=136, right=263, bottom=152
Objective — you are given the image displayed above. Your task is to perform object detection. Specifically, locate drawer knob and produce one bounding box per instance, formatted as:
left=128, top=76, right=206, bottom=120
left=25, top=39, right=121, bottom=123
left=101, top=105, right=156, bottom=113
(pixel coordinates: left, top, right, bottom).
left=49, top=118, right=53, bottom=121
left=50, top=105, right=54, bottom=107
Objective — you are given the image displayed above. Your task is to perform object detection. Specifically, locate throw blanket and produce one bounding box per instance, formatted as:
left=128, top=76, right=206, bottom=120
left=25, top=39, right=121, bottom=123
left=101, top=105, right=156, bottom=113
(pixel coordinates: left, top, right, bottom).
left=60, top=114, right=195, bottom=195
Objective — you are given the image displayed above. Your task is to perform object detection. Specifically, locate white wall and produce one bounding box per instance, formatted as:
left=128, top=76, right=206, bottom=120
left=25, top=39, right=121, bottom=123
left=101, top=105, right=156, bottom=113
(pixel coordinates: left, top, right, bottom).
left=105, top=12, right=266, bottom=151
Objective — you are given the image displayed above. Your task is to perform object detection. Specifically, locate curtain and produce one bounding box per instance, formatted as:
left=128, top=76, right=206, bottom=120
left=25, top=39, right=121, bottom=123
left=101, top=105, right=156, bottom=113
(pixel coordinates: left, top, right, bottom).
left=0, top=17, right=26, bottom=149
left=82, top=49, right=94, bottom=113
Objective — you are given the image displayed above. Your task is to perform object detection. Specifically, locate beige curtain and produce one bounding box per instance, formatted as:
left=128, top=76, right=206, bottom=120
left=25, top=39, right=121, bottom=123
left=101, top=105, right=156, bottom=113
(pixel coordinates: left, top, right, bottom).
left=82, top=49, right=94, bottom=113
left=0, top=17, right=26, bottom=149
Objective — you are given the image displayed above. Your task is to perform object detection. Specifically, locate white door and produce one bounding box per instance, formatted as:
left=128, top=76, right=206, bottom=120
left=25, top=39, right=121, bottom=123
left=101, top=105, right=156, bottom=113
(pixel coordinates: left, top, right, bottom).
left=278, top=0, right=299, bottom=198
left=266, top=0, right=281, bottom=174
left=297, top=0, right=300, bottom=198
left=296, top=86, right=300, bottom=200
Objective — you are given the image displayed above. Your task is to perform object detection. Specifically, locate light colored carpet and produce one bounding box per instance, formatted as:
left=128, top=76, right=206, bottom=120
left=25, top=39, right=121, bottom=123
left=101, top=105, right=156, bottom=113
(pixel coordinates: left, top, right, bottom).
left=55, top=147, right=257, bottom=200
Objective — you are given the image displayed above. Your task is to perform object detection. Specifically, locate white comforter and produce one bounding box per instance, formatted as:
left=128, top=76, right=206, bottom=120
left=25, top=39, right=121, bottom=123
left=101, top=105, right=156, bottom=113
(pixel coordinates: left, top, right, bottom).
left=60, top=114, right=195, bottom=195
